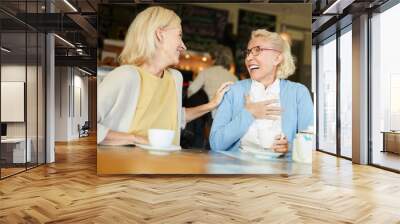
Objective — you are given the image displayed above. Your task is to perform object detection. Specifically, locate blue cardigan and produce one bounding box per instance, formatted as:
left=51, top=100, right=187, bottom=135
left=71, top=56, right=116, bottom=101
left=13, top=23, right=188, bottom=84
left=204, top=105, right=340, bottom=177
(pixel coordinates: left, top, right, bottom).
left=210, top=79, right=314, bottom=153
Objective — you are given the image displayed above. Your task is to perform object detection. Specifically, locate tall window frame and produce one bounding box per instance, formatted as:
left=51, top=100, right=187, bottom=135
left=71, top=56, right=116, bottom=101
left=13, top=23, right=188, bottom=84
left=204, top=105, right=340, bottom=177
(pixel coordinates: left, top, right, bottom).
left=315, top=22, right=353, bottom=160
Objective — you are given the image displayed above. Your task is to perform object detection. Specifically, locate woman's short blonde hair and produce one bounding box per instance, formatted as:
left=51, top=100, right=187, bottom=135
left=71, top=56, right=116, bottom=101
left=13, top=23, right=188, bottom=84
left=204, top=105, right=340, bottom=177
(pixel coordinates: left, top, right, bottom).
left=119, top=6, right=181, bottom=66
left=250, top=29, right=295, bottom=79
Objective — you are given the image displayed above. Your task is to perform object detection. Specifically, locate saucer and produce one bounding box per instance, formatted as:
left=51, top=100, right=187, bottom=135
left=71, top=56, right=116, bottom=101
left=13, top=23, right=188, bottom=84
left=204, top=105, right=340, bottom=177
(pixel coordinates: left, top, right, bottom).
left=135, top=144, right=181, bottom=155
left=240, top=146, right=284, bottom=159
left=252, top=150, right=284, bottom=159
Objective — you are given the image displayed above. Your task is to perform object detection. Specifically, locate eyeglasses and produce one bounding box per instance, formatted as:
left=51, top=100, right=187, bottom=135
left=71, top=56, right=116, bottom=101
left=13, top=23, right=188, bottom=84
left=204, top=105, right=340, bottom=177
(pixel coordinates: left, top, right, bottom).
left=243, top=46, right=281, bottom=57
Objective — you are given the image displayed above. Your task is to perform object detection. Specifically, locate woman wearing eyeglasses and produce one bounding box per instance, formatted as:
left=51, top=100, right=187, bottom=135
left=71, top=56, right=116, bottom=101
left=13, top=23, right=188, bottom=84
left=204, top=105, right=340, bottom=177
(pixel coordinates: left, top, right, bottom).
left=210, top=29, right=313, bottom=158
left=97, top=6, right=232, bottom=146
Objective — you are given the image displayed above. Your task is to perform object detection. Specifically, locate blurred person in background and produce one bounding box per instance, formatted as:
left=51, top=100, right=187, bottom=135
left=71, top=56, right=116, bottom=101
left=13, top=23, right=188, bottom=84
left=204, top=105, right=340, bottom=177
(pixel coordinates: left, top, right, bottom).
left=187, top=44, right=238, bottom=118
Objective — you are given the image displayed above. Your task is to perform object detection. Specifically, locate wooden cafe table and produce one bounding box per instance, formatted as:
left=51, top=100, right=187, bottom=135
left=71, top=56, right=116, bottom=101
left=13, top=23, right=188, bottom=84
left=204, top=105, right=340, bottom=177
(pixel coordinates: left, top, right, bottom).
left=97, top=145, right=311, bottom=175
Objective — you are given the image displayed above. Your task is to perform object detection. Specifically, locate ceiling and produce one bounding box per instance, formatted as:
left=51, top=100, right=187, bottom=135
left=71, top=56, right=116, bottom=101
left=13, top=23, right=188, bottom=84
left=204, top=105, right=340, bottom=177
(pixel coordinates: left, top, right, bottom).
left=311, top=0, right=390, bottom=43
left=0, top=0, right=315, bottom=73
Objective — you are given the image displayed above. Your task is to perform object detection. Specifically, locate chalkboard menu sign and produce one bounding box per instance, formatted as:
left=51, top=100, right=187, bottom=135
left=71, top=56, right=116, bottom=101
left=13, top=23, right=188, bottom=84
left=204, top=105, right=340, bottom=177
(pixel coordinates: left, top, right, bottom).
left=236, top=9, right=276, bottom=74
left=98, top=4, right=228, bottom=52
left=179, top=5, right=228, bottom=51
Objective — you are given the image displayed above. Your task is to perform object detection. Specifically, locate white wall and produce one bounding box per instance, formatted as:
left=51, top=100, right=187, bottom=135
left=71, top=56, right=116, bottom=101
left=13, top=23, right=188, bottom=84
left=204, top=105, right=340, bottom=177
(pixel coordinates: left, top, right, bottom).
left=55, top=66, right=68, bottom=141
left=54, top=67, right=89, bottom=141
left=1, top=65, right=26, bottom=140
left=1, top=65, right=34, bottom=138
left=1, top=64, right=46, bottom=164
left=72, top=73, right=89, bottom=138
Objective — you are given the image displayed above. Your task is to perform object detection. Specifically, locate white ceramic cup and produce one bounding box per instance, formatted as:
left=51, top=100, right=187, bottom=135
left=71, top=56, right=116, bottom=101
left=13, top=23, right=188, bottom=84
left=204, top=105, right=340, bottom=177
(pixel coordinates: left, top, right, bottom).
left=257, top=118, right=282, bottom=149
left=148, top=129, right=175, bottom=148
left=257, top=122, right=276, bottom=149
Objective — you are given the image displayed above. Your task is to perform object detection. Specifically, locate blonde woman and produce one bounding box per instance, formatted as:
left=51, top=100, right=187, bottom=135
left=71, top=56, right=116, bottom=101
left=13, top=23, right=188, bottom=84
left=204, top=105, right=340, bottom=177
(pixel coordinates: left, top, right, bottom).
left=210, top=29, right=313, bottom=157
left=98, top=6, right=231, bottom=145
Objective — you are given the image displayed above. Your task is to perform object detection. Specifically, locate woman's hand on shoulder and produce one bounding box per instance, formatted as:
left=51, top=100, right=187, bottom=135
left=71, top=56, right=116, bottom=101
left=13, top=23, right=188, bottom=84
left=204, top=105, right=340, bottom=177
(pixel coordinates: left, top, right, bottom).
left=209, top=82, right=234, bottom=109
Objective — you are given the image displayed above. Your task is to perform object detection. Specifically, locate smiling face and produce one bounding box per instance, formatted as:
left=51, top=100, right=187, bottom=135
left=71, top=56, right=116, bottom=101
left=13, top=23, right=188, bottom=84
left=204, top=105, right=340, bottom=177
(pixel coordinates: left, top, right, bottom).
left=245, top=37, right=282, bottom=84
left=157, top=24, right=187, bottom=66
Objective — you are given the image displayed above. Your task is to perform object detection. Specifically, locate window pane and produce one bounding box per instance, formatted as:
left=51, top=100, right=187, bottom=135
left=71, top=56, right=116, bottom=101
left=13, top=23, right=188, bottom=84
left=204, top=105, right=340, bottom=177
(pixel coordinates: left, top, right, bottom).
left=371, top=3, right=400, bottom=171
left=340, top=29, right=352, bottom=158
left=38, top=33, right=45, bottom=165
left=318, top=36, right=337, bottom=154
left=1, top=31, right=28, bottom=177
left=27, top=31, right=38, bottom=169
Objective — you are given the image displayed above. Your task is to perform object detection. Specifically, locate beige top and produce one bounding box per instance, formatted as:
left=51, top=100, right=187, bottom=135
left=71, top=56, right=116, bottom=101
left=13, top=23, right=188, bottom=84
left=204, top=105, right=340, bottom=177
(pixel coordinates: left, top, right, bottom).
left=129, top=68, right=179, bottom=145
left=97, top=65, right=185, bottom=144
